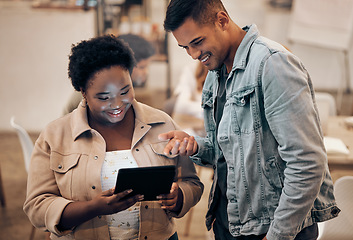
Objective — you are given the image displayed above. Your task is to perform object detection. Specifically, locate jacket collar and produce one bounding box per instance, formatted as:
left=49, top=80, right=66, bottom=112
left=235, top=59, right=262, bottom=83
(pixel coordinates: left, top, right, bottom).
left=70, top=99, right=166, bottom=140
left=208, top=24, right=259, bottom=77
left=230, top=24, right=259, bottom=73
left=131, top=99, right=166, bottom=126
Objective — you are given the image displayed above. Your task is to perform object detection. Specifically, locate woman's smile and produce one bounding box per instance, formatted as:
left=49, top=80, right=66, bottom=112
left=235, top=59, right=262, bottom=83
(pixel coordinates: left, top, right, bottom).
left=106, top=107, right=124, bottom=119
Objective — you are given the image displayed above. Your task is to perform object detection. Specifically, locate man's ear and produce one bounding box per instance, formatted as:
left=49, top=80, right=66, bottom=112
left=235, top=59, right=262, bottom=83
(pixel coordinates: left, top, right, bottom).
left=216, top=11, right=230, bottom=30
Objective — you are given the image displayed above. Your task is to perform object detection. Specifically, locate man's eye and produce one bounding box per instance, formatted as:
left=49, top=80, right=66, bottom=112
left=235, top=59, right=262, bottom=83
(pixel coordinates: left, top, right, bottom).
left=194, top=39, right=203, bottom=45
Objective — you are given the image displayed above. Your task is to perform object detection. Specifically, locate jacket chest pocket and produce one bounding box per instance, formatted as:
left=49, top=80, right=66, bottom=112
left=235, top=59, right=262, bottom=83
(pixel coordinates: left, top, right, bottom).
left=50, top=152, right=81, bottom=199
left=141, top=142, right=177, bottom=168
left=226, top=88, right=259, bottom=134
left=201, top=92, right=216, bottom=132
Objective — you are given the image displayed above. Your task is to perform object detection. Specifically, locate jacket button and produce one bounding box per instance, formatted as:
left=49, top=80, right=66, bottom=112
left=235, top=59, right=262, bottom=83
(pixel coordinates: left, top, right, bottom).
left=141, top=126, right=144, bottom=129
left=331, top=208, right=339, bottom=215
left=136, top=149, right=139, bottom=152
left=94, top=156, right=98, bottom=160
left=92, top=186, right=96, bottom=190
left=144, top=236, right=147, bottom=239
left=58, top=165, right=62, bottom=169
left=145, top=205, right=148, bottom=209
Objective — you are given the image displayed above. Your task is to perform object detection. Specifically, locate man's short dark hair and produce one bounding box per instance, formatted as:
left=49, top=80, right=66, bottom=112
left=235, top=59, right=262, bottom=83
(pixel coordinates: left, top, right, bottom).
left=164, top=0, right=227, bottom=32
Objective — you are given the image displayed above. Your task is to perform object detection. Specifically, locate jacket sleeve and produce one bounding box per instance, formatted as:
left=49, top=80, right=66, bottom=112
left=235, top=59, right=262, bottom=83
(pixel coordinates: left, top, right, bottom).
left=23, top=132, right=73, bottom=236
left=261, top=52, right=326, bottom=240
left=172, top=153, right=204, bottom=218
left=189, top=135, right=216, bottom=167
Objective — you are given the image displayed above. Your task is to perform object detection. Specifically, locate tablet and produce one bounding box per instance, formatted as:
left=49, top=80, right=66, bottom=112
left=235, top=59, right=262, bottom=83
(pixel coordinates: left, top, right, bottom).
left=114, top=165, right=176, bottom=201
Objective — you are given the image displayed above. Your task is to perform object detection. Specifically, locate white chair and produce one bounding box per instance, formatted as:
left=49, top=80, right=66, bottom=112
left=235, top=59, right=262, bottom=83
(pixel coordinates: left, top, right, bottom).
left=315, top=92, right=337, bottom=135
left=10, top=117, right=34, bottom=173
left=315, top=92, right=337, bottom=117
left=318, top=176, right=353, bottom=239
left=288, top=0, right=353, bottom=113
left=10, top=116, right=36, bottom=240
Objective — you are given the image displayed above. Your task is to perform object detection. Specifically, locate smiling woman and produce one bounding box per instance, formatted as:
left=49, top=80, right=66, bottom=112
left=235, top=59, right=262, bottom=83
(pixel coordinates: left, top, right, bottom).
left=23, top=35, right=203, bottom=240
left=84, top=67, right=134, bottom=124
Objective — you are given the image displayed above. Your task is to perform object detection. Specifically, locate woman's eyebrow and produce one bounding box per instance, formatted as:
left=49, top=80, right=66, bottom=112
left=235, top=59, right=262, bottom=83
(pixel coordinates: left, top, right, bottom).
left=96, top=92, right=110, bottom=95
left=121, top=84, right=130, bottom=91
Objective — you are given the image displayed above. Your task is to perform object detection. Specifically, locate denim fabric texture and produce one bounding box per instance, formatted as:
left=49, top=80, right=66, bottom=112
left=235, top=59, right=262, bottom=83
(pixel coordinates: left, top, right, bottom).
left=190, top=25, right=340, bottom=240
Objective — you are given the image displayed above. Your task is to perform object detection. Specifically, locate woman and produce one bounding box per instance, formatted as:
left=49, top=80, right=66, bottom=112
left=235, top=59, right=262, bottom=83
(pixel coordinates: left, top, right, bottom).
left=23, top=35, right=203, bottom=240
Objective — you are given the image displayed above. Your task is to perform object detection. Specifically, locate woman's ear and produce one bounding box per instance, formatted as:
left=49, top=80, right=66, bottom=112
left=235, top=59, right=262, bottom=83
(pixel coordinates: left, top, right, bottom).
left=80, top=89, right=88, bottom=107
left=80, top=89, right=86, bottom=99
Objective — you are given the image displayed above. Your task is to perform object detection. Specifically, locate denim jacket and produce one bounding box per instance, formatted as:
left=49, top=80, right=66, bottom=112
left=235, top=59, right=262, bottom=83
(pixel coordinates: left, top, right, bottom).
left=190, top=25, right=339, bottom=240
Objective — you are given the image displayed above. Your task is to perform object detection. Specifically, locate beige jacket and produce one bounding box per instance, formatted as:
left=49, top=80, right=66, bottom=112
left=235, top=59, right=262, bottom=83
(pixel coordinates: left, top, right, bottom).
left=23, top=100, right=204, bottom=240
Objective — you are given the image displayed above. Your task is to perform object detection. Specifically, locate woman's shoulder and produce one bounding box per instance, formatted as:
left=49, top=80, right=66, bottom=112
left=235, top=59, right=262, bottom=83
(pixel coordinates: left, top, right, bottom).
left=46, top=112, right=72, bottom=130
left=38, top=112, right=75, bottom=142
left=135, top=101, right=178, bottom=129
left=136, top=101, right=172, bottom=120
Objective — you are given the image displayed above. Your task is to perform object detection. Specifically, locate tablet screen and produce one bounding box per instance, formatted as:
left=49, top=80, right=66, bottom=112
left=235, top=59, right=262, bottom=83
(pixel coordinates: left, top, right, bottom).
left=114, top=165, right=176, bottom=201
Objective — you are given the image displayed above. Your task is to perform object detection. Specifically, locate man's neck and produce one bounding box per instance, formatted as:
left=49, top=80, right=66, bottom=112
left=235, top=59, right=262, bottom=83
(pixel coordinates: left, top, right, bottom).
left=224, top=22, right=247, bottom=73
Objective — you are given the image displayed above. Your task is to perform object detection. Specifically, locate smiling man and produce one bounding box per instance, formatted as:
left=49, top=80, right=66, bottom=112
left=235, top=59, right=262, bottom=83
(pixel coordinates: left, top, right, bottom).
left=159, top=0, right=340, bottom=240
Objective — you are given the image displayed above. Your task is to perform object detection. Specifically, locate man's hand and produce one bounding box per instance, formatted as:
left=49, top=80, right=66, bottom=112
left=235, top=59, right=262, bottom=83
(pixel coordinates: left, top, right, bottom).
left=158, top=130, right=198, bottom=156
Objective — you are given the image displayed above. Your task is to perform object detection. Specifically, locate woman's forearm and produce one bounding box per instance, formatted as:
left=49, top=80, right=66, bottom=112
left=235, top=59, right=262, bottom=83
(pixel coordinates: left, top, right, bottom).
left=58, top=200, right=98, bottom=231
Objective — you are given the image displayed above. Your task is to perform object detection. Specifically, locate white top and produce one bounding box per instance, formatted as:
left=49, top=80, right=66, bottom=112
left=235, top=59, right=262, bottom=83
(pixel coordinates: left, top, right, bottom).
left=173, top=64, right=204, bottom=120
left=101, top=150, right=140, bottom=240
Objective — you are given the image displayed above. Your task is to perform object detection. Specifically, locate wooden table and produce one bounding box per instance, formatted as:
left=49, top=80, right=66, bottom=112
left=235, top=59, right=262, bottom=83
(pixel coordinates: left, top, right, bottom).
left=326, top=116, right=353, bottom=171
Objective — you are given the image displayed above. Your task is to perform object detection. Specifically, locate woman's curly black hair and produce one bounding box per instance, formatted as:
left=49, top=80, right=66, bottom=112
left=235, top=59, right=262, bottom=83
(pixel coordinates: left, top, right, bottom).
left=68, top=35, right=136, bottom=92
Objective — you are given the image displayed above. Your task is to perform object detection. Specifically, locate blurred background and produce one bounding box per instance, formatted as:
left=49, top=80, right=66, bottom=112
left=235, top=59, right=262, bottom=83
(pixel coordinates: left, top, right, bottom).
left=1, top=0, right=353, bottom=239
left=1, top=0, right=352, bottom=131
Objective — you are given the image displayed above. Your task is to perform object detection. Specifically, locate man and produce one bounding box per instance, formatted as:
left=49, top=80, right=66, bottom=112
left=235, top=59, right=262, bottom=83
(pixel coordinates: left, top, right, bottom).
left=159, top=0, right=340, bottom=240
left=63, top=33, right=155, bottom=114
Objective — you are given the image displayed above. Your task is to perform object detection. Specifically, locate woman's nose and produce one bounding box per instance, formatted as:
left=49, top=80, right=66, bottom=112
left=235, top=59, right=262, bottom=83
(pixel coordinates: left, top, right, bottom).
left=111, top=98, right=122, bottom=109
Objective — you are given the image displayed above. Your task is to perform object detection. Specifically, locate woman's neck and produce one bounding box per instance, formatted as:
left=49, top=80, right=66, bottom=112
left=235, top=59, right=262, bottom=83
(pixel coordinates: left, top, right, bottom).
left=90, top=108, right=135, bottom=151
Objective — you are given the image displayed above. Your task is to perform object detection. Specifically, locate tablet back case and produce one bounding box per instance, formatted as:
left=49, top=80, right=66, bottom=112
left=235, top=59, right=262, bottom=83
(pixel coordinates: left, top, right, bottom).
left=114, top=165, right=176, bottom=201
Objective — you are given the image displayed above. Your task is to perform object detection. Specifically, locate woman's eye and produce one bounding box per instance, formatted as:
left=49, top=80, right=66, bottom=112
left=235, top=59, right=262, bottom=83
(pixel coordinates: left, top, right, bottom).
left=98, top=97, right=109, bottom=101
left=121, top=89, right=129, bottom=95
